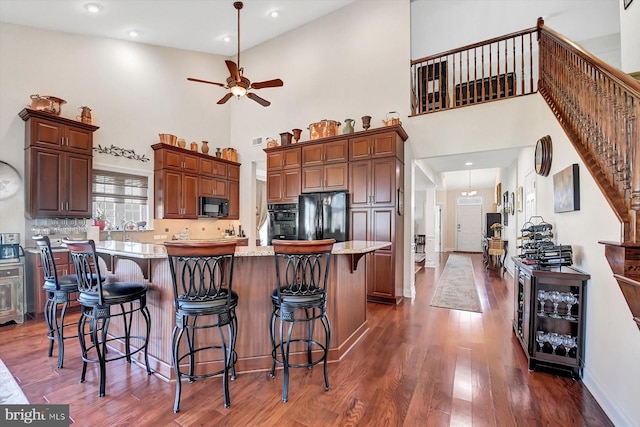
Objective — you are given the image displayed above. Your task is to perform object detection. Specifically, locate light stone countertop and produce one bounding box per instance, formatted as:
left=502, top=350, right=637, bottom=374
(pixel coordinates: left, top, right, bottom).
left=26, top=240, right=391, bottom=259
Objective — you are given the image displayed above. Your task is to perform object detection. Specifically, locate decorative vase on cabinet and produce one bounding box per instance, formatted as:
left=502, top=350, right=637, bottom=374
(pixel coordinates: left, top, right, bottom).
left=201, top=141, right=209, bottom=154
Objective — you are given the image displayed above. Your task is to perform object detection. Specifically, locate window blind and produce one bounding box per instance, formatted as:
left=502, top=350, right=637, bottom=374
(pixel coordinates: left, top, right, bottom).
left=92, top=169, right=148, bottom=205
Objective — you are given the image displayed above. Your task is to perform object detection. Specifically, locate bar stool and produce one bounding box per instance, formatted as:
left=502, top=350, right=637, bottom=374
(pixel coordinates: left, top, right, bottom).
left=33, top=235, right=79, bottom=368
left=269, top=238, right=335, bottom=403
left=164, top=241, right=238, bottom=412
left=63, top=239, right=151, bottom=397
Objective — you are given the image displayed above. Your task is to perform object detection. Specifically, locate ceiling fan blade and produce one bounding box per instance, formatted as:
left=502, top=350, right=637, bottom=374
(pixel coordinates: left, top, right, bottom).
left=225, top=60, right=240, bottom=81
left=250, top=78, right=284, bottom=90
left=217, top=93, right=234, bottom=105
left=187, top=77, right=225, bottom=87
left=247, top=92, right=271, bottom=107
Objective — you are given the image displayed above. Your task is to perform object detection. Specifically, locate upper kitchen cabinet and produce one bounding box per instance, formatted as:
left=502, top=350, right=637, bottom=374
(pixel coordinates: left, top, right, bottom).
left=348, top=129, right=406, bottom=161
left=20, top=108, right=99, bottom=218
left=152, top=143, right=241, bottom=219
left=266, top=146, right=301, bottom=170
left=301, top=139, right=348, bottom=166
left=265, top=146, right=301, bottom=203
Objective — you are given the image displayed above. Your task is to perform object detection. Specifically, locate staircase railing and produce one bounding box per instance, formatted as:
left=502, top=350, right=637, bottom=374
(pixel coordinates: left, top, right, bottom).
left=537, top=18, right=640, bottom=243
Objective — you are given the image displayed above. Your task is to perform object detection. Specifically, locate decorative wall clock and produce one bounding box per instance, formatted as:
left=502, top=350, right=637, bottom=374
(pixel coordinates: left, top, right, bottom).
left=0, top=161, right=22, bottom=200
left=535, top=135, right=552, bottom=176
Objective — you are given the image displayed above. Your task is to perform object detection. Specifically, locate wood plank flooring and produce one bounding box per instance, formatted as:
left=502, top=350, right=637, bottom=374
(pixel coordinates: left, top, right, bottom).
left=0, top=253, right=613, bottom=426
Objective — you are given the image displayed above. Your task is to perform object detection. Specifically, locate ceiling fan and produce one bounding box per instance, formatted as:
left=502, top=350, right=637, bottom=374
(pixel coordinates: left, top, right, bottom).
left=187, top=1, right=283, bottom=107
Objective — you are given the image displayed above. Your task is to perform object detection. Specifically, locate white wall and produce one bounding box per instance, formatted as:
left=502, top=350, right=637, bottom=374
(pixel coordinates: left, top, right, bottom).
left=0, top=23, right=231, bottom=241
left=620, top=0, right=640, bottom=72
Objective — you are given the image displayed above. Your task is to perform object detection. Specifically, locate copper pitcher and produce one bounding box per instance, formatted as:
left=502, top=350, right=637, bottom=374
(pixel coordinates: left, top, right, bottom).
left=77, top=106, right=92, bottom=124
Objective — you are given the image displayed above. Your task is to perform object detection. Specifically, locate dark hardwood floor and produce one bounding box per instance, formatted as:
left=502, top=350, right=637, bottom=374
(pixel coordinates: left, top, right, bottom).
left=0, top=253, right=612, bottom=426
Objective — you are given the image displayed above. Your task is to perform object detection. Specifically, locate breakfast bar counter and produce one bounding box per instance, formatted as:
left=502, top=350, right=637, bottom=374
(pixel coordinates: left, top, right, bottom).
left=93, top=240, right=390, bottom=381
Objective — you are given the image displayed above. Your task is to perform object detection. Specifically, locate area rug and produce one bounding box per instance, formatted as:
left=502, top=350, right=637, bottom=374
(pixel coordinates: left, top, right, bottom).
left=0, top=358, right=29, bottom=404
left=430, top=254, right=482, bottom=313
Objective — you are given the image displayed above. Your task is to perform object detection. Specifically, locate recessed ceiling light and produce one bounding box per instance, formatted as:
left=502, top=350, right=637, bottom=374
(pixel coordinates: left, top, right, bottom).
left=84, top=3, right=103, bottom=13
left=127, top=30, right=139, bottom=38
left=270, top=10, right=279, bottom=18
left=465, top=161, right=473, bottom=166
left=223, top=36, right=231, bottom=43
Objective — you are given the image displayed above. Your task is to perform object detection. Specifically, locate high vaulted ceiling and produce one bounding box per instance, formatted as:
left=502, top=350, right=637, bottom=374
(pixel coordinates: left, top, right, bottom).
left=0, top=0, right=356, bottom=57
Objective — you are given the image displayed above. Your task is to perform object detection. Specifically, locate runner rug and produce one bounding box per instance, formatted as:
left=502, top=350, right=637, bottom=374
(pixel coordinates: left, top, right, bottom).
left=430, top=254, right=482, bottom=313
left=0, top=358, right=29, bottom=404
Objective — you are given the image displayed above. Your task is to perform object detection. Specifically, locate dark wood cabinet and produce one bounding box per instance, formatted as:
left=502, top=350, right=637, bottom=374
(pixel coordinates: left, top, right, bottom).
left=25, top=250, right=77, bottom=320
left=349, top=157, right=398, bottom=208
left=513, top=258, right=589, bottom=378
left=20, top=108, right=99, bottom=219
left=153, top=144, right=240, bottom=219
left=267, top=169, right=301, bottom=203
left=348, top=131, right=403, bottom=161
left=301, top=163, right=348, bottom=193
left=264, top=125, right=407, bottom=305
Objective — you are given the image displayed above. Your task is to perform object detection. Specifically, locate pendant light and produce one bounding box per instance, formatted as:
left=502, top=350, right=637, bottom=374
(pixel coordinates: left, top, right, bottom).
left=461, top=170, right=477, bottom=197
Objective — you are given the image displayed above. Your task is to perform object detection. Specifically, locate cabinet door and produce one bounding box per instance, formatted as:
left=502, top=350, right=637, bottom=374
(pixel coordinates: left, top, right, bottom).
left=182, top=174, right=199, bottom=218
left=267, top=171, right=284, bottom=203
left=324, top=139, right=349, bottom=163
left=349, top=208, right=370, bottom=241
left=182, top=154, right=199, bottom=173
left=227, top=164, right=240, bottom=181
left=65, top=153, right=92, bottom=217
left=66, top=126, right=93, bottom=153
left=349, top=136, right=372, bottom=161
left=157, top=170, right=182, bottom=218
left=213, top=162, right=228, bottom=178
left=200, top=158, right=215, bottom=176
left=301, top=166, right=324, bottom=193
left=282, top=148, right=301, bottom=169
left=282, top=169, right=301, bottom=202
left=301, top=144, right=324, bottom=167
left=349, top=160, right=371, bottom=207
left=371, top=158, right=396, bottom=206
left=27, top=147, right=64, bottom=217
left=368, top=208, right=395, bottom=298
left=227, top=180, right=240, bottom=220
left=200, top=176, right=227, bottom=197
left=371, top=132, right=396, bottom=158
left=32, top=118, right=63, bottom=148
left=323, top=163, right=348, bottom=191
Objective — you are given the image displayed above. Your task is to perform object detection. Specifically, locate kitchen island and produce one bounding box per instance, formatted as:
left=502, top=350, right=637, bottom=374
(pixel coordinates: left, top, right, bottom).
left=93, top=240, right=390, bottom=381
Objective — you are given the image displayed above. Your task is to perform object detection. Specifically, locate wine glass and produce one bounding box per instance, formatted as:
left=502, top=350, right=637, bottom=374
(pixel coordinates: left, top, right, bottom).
left=548, top=332, right=562, bottom=354
left=562, top=335, right=577, bottom=357
left=563, top=293, right=578, bottom=320
left=548, top=291, right=562, bottom=318
left=535, top=331, right=546, bottom=352
left=537, top=290, right=547, bottom=316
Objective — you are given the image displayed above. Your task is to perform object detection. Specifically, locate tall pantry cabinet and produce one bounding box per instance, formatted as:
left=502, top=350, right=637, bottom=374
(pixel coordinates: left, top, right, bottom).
left=264, top=125, right=407, bottom=304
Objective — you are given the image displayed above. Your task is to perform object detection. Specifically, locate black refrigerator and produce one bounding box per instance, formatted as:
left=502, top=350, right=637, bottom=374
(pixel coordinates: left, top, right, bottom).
left=298, top=191, right=349, bottom=242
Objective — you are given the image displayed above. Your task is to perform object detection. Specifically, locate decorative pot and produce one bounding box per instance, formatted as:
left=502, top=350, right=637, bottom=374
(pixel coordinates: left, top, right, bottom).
left=30, top=94, right=66, bottom=116
left=177, top=138, right=186, bottom=148
left=190, top=141, right=198, bottom=151
left=215, top=148, right=222, bottom=158
left=159, top=133, right=177, bottom=145
left=292, top=129, right=302, bottom=143
left=361, top=115, right=371, bottom=130
left=201, top=141, right=210, bottom=154
left=280, top=132, right=293, bottom=146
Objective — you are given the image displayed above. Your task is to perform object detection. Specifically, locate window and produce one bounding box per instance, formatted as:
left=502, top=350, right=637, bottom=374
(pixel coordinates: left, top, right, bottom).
left=92, top=169, right=149, bottom=229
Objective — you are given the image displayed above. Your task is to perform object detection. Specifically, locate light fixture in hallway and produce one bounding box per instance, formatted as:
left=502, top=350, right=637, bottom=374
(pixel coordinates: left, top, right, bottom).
left=461, top=170, right=477, bottom=197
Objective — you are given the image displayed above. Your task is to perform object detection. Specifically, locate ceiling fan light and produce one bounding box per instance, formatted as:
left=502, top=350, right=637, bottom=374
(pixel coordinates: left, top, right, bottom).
left=230, top=85, right=247, bottom=97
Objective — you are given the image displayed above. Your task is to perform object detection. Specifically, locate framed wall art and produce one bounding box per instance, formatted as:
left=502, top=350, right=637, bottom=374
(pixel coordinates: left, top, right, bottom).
left=553, top=164, right=580, bottom=213
left=516, top=186, right=523, bottom=212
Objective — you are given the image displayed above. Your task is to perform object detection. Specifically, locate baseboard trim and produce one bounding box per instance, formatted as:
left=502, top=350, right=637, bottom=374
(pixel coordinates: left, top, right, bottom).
left=583, top=369, right=637, bottom=427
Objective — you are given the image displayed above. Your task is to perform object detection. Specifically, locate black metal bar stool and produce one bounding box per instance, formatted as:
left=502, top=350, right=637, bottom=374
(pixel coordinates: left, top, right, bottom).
left=63, top=239, right=151, bottom=397
left=164, top=241, right=238, bottom=412
left=269, top=238, right=335, bottom=403
left=33, top=235, right=79, bottom=368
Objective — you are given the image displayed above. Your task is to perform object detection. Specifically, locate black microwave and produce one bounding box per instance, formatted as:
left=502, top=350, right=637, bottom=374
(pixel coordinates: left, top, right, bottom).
left=199, top=197, right=229, bottom=218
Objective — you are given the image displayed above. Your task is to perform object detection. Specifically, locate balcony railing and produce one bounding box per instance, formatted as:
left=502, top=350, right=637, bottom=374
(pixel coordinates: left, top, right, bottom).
left=410, top=26, right=539, bottom=115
